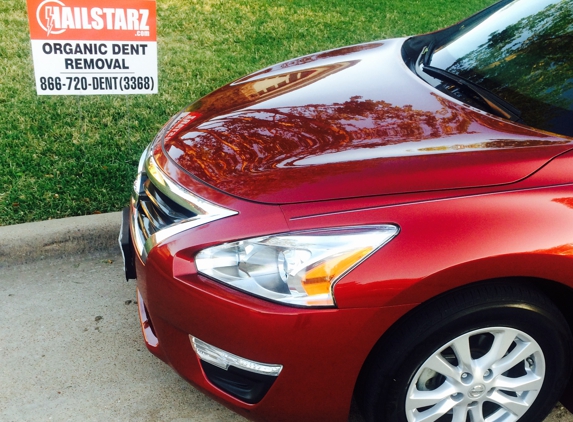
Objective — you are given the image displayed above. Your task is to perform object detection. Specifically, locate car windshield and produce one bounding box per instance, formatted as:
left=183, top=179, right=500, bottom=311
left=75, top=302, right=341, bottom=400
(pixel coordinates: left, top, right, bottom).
left=423, top=0, right=573, bottom=136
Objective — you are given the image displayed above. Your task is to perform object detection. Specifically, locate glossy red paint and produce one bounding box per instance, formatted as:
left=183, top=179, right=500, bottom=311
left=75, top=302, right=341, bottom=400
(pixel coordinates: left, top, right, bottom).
left=137, top=252, right=415, bottom=421
left=129, top=18, right=573, bottom=422
left=133, top=146, right=573, bottom=420
left=160, top=39, right=572, bottom=204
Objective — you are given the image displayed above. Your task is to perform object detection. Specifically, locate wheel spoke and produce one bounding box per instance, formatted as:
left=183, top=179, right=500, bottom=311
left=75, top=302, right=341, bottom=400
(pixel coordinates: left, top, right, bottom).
left=412, top=398, right=457, bottom=422
left=408, top=381, right=457, bottom=408
left=468, top=403, right=485, bottom=422
left=493, top=372, right=543, bottom=392
left=477, top=329, right=516, bottom=370
left=451, top=404, right=469, bottom=422
left=491, top=340, right=539, bottom=376
left=402, top=322, right=549, bottom=422
left=424, top=353, right=461, bottom=381
left=451, top=335, right=473, bottom=372
left=488, top=390, right=530, bottom=417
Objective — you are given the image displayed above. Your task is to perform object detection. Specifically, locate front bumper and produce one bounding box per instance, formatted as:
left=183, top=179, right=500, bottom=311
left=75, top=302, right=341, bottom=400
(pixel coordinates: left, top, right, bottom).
left=134, top=243, right=414, bottom=422
left=125, top=147, right=415, bottom=420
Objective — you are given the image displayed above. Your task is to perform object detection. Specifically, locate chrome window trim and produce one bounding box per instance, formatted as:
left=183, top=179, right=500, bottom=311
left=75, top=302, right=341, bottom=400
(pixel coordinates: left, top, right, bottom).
left=131, top=154, right=238, bottom=262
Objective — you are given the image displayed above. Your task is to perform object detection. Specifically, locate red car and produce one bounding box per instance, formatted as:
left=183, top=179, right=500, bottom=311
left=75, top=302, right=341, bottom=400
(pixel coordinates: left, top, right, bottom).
left=120, top=0, right=573, bottom=420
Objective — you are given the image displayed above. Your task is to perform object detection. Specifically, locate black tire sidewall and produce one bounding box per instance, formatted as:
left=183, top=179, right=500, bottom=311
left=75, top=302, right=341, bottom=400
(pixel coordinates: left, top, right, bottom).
left=365, top=298, right=571, bottom=422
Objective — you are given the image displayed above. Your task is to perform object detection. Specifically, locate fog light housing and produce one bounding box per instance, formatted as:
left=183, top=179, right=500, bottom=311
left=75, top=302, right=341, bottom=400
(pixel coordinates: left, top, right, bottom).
left=190, top=336, right=282, bottom=403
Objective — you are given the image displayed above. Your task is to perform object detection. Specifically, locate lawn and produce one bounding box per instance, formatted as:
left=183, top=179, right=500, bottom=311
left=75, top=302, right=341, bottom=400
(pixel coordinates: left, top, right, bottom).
left=0, top=0, right=495, bottom=225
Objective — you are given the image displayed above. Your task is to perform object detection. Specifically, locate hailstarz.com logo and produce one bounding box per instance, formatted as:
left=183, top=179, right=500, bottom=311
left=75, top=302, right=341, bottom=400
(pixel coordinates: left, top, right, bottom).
left=36, top=0, right=151, bottom=36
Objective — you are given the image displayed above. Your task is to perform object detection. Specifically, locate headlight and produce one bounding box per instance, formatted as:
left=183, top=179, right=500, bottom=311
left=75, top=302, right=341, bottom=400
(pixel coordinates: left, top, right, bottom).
left=195, top=225, right=399, bottom=307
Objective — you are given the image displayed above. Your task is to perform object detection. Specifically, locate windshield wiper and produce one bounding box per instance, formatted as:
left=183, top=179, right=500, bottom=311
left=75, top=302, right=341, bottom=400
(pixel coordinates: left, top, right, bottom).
left=422, top=64, right=522, bottom=122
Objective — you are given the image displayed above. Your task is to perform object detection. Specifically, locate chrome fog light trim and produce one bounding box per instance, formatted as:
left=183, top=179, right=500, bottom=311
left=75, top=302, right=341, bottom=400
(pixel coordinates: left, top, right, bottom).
left=190, top=336, right=283, bottom=377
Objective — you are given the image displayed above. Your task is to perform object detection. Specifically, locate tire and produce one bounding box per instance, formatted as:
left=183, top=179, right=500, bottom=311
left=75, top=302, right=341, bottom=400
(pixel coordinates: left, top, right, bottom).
left=355, top=283, right=573, bottom=422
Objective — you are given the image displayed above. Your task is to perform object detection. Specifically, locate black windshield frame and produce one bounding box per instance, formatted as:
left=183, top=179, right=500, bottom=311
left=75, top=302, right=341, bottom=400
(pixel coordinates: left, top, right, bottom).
left=401, top=0, right=514, bottom=72
left=402, top=0, right=573, bottom=137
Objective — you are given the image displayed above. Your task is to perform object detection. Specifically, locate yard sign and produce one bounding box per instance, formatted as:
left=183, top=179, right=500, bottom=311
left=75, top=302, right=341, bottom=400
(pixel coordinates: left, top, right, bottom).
left=27, top=0, right=157, bottom=95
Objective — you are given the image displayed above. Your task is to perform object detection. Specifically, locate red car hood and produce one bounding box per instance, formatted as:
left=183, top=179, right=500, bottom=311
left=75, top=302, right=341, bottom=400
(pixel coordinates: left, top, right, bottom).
left=160, top=39, right=572, bottom=204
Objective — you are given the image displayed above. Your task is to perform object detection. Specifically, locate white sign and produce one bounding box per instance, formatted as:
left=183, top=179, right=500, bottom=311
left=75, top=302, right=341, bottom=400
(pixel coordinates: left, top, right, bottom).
left=27, top=0, right=157, bottom=95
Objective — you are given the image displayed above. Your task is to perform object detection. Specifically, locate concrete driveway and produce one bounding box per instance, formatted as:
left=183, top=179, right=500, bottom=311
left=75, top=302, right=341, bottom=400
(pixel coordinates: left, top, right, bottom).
left=1, top=240, right=572, bottom=421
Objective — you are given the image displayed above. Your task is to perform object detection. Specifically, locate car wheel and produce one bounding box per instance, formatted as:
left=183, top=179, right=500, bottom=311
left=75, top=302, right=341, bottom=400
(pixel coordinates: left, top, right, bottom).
left=356, top=283, right=573, bottom=422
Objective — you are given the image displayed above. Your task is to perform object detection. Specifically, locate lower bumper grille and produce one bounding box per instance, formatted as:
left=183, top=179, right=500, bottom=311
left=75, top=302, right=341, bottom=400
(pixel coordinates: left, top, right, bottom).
left=202, top=361, right=279, bottom=404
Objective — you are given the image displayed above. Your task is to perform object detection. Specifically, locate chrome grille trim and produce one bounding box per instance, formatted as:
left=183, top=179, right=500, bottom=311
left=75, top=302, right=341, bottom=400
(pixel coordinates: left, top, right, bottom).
left=131, top=154, right=238, bottom=262
left=144, top=181, right=189, bottom=220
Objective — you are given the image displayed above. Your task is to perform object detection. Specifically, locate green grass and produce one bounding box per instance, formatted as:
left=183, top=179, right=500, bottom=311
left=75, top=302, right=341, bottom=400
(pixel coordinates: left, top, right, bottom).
left=0, top=0, right=495, bottom=225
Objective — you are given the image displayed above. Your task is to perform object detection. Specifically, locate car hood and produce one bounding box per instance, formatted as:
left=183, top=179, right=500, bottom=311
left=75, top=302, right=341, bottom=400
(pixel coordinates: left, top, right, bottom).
left=160, top=39, right=572, bottom=204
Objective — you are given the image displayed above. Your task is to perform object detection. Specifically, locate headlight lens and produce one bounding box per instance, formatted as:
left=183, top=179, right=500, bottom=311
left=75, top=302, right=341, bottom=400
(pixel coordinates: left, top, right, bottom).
left=195, top=225, right=398, bottom=307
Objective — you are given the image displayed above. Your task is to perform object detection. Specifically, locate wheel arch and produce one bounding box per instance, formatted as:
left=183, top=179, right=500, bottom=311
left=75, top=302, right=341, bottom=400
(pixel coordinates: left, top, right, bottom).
left=353, top=276, right=573, bottom=413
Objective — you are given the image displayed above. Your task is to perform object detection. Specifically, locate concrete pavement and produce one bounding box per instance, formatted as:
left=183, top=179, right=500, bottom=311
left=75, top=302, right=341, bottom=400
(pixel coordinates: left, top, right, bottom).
left=0, top=214, right=572, bottom=421
left=0, top=252, right=246, bottom=421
